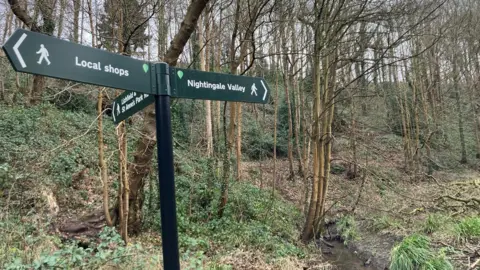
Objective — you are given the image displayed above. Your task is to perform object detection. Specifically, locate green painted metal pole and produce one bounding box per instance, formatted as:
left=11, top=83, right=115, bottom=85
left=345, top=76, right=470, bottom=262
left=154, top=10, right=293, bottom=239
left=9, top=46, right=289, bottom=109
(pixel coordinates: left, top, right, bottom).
left=155, top=93, right=180, bottom=270
left=154, top=63, right=179, bottom=269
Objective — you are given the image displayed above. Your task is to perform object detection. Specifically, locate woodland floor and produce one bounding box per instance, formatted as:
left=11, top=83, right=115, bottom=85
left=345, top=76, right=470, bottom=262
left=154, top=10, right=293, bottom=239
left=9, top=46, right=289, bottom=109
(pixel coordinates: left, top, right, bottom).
left=241, top=133, right=480, bottom=270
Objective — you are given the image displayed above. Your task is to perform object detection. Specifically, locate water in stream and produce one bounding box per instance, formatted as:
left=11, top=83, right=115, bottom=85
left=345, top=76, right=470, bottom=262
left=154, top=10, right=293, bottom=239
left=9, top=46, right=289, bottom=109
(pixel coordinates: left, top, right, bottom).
left=322, top=241, right=377, bottom=270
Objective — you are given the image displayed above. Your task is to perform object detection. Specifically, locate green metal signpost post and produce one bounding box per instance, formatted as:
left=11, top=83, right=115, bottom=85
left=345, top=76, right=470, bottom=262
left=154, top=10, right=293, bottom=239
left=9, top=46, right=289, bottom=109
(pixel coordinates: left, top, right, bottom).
left=3, top=29, right=270, bottom=270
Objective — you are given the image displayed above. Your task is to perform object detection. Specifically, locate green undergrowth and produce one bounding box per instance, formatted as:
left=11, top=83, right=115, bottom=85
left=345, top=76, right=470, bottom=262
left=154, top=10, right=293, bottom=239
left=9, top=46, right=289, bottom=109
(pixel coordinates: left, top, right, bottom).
left=0, top=103, right=307, bottom=268
left=0, top=103, right=119, bottom=189
left=144, top=150, right=306, bottom=260
left=454, top=216, right=480, bottom=243
left=1, top=225, right=162, bottom=269
left=389, top=234, right=453, bottom=270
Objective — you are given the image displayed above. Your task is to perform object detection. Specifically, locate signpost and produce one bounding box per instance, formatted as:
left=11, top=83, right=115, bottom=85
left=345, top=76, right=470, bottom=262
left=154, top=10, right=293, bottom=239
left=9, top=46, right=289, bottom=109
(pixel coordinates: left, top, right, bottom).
left=3, top=29, right=270, bottom=270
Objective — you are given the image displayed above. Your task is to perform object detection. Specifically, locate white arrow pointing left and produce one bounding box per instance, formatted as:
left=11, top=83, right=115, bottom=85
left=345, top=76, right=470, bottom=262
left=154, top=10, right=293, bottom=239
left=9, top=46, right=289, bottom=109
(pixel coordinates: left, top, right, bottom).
left=13, top=33, right=27, bottom=68
left=261, top=80, right=268, bottom=101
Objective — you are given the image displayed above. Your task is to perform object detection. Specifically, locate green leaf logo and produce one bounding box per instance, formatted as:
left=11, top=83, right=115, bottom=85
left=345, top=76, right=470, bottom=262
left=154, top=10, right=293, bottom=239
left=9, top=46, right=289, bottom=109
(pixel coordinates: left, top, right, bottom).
left=177, top=70, right=184, bottom=79
left=142, top=64, right=149, bottom=73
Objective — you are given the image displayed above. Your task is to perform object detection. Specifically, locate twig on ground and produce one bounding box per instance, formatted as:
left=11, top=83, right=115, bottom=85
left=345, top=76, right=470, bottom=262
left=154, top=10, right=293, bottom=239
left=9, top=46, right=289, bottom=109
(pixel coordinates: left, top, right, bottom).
left=470, top=258, right=480, bottom=270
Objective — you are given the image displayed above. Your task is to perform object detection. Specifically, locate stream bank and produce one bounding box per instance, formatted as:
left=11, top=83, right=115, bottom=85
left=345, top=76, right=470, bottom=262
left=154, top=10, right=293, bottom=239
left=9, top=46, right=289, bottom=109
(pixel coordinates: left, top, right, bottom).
left=321, top=220, right=395, bottom=270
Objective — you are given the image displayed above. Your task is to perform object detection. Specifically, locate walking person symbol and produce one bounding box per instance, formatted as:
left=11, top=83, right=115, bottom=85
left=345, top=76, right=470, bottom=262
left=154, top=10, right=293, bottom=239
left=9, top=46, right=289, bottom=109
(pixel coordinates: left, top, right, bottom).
left=251, top=83, right=258, bottom=96
left=36, top=44, right=51, bottom=65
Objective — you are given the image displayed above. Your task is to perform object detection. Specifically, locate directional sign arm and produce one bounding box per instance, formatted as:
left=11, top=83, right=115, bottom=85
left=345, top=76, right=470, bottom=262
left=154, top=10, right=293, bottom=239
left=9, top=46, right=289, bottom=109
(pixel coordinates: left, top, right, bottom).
left=3, top=29, right=154, bottom=94
left=169, top=67, right=270, bottom=104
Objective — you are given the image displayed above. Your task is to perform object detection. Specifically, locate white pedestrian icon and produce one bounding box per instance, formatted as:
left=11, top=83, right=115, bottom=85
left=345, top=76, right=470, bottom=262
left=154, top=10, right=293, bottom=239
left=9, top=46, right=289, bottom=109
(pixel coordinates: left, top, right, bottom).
left=36, top=44, right=51, bottom=65
left=251, top=83, right=258, bottom=96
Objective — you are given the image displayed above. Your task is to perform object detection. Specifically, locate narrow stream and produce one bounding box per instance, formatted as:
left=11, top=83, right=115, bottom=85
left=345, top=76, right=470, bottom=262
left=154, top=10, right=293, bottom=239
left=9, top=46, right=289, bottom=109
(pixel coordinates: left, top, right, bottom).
left=322, top=241, right=377, bottom=270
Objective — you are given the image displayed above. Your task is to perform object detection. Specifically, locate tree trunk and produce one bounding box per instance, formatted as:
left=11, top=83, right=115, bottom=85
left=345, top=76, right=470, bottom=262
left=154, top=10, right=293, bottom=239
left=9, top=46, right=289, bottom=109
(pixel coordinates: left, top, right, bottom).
left=73, top=0, right=81, bottom=43
left=57, top=0, right=67, bottom=38
left=198, top=11, right=213, bottom=157
left=281, top=22, right=295, bottom=181
left=97, top=91, right=113, bottom=227
left=87, top=0, right=95, bottom=47
left=157, top=1, right=167, bottom=59
left=2, top=11, right=13, bottom=43
left=301, top=50, right=321, bottom=242
left=452, top=52, right=467, bottom=164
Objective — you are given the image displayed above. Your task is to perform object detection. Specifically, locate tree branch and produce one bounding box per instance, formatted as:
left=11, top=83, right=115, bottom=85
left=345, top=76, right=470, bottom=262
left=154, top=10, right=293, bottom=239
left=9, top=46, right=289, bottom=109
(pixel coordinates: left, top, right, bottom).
left=7, top=0, right=40, bottom=32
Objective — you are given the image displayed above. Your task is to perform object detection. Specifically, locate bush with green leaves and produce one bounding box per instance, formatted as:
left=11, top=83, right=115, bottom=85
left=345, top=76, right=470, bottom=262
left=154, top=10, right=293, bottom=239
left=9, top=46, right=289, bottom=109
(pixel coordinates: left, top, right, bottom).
left=389, top=234, right=453, bottom=270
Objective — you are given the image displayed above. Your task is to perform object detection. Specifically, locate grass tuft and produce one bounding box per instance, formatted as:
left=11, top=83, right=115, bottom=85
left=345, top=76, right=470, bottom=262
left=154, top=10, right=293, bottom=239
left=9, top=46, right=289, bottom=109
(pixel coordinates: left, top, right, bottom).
left=337, top=215, right=359, bottom=245
left=372, top=215, right=402, bottom=232
left=454, top=216, right=480, bottom=242
left=423, top=213, right=446, bottom=234
left=389, top=234, right=453, bottom=270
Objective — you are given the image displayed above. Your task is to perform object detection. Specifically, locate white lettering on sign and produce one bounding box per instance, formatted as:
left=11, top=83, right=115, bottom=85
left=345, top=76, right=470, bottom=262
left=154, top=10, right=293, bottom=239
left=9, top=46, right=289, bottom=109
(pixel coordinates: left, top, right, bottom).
left=187, top=80, right=246, bottom=93
left=120, top=93, right=147, bottom=114
left=121, top=92, right=135, bottom=105
left=75, top=57, right=129, bottom=77
left=227, top=84, right=245, bottom=92
left=187, top=80, right=225, bottom=90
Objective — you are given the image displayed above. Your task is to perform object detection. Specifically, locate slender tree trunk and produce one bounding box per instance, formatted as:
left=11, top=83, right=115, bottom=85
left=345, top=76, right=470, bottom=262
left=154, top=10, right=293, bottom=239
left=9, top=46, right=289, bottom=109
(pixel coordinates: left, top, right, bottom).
left=272, top=52, right=280, bottom=198
left=450, top=48, right=467, bottom=164
left=157, top=1, right=167, bottom=59
left=236, top=102, right=242, bottom=180
left=98, top=90, right=113, bottom=227
left=87, top=0, right=95, bottom=47
left=281, top=15, right=295, bottom=180
left=198, top=11, right=213, bottom=157
left=73, top=0, right=81, bottom=43
left=301, top=48, right=321, bottom=242
left=57, top=0, right=67, bottom=38
left=2, top=11, right=13, bottom=43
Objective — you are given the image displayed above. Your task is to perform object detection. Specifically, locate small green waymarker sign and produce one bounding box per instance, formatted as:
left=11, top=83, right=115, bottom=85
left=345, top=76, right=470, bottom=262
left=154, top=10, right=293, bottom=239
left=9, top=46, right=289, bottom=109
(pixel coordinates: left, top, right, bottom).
left=170, top=67, right=270, bottom=104
left=112, top=91, right=154, bottom=124
left=2, top=29, right=152, bottom=94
